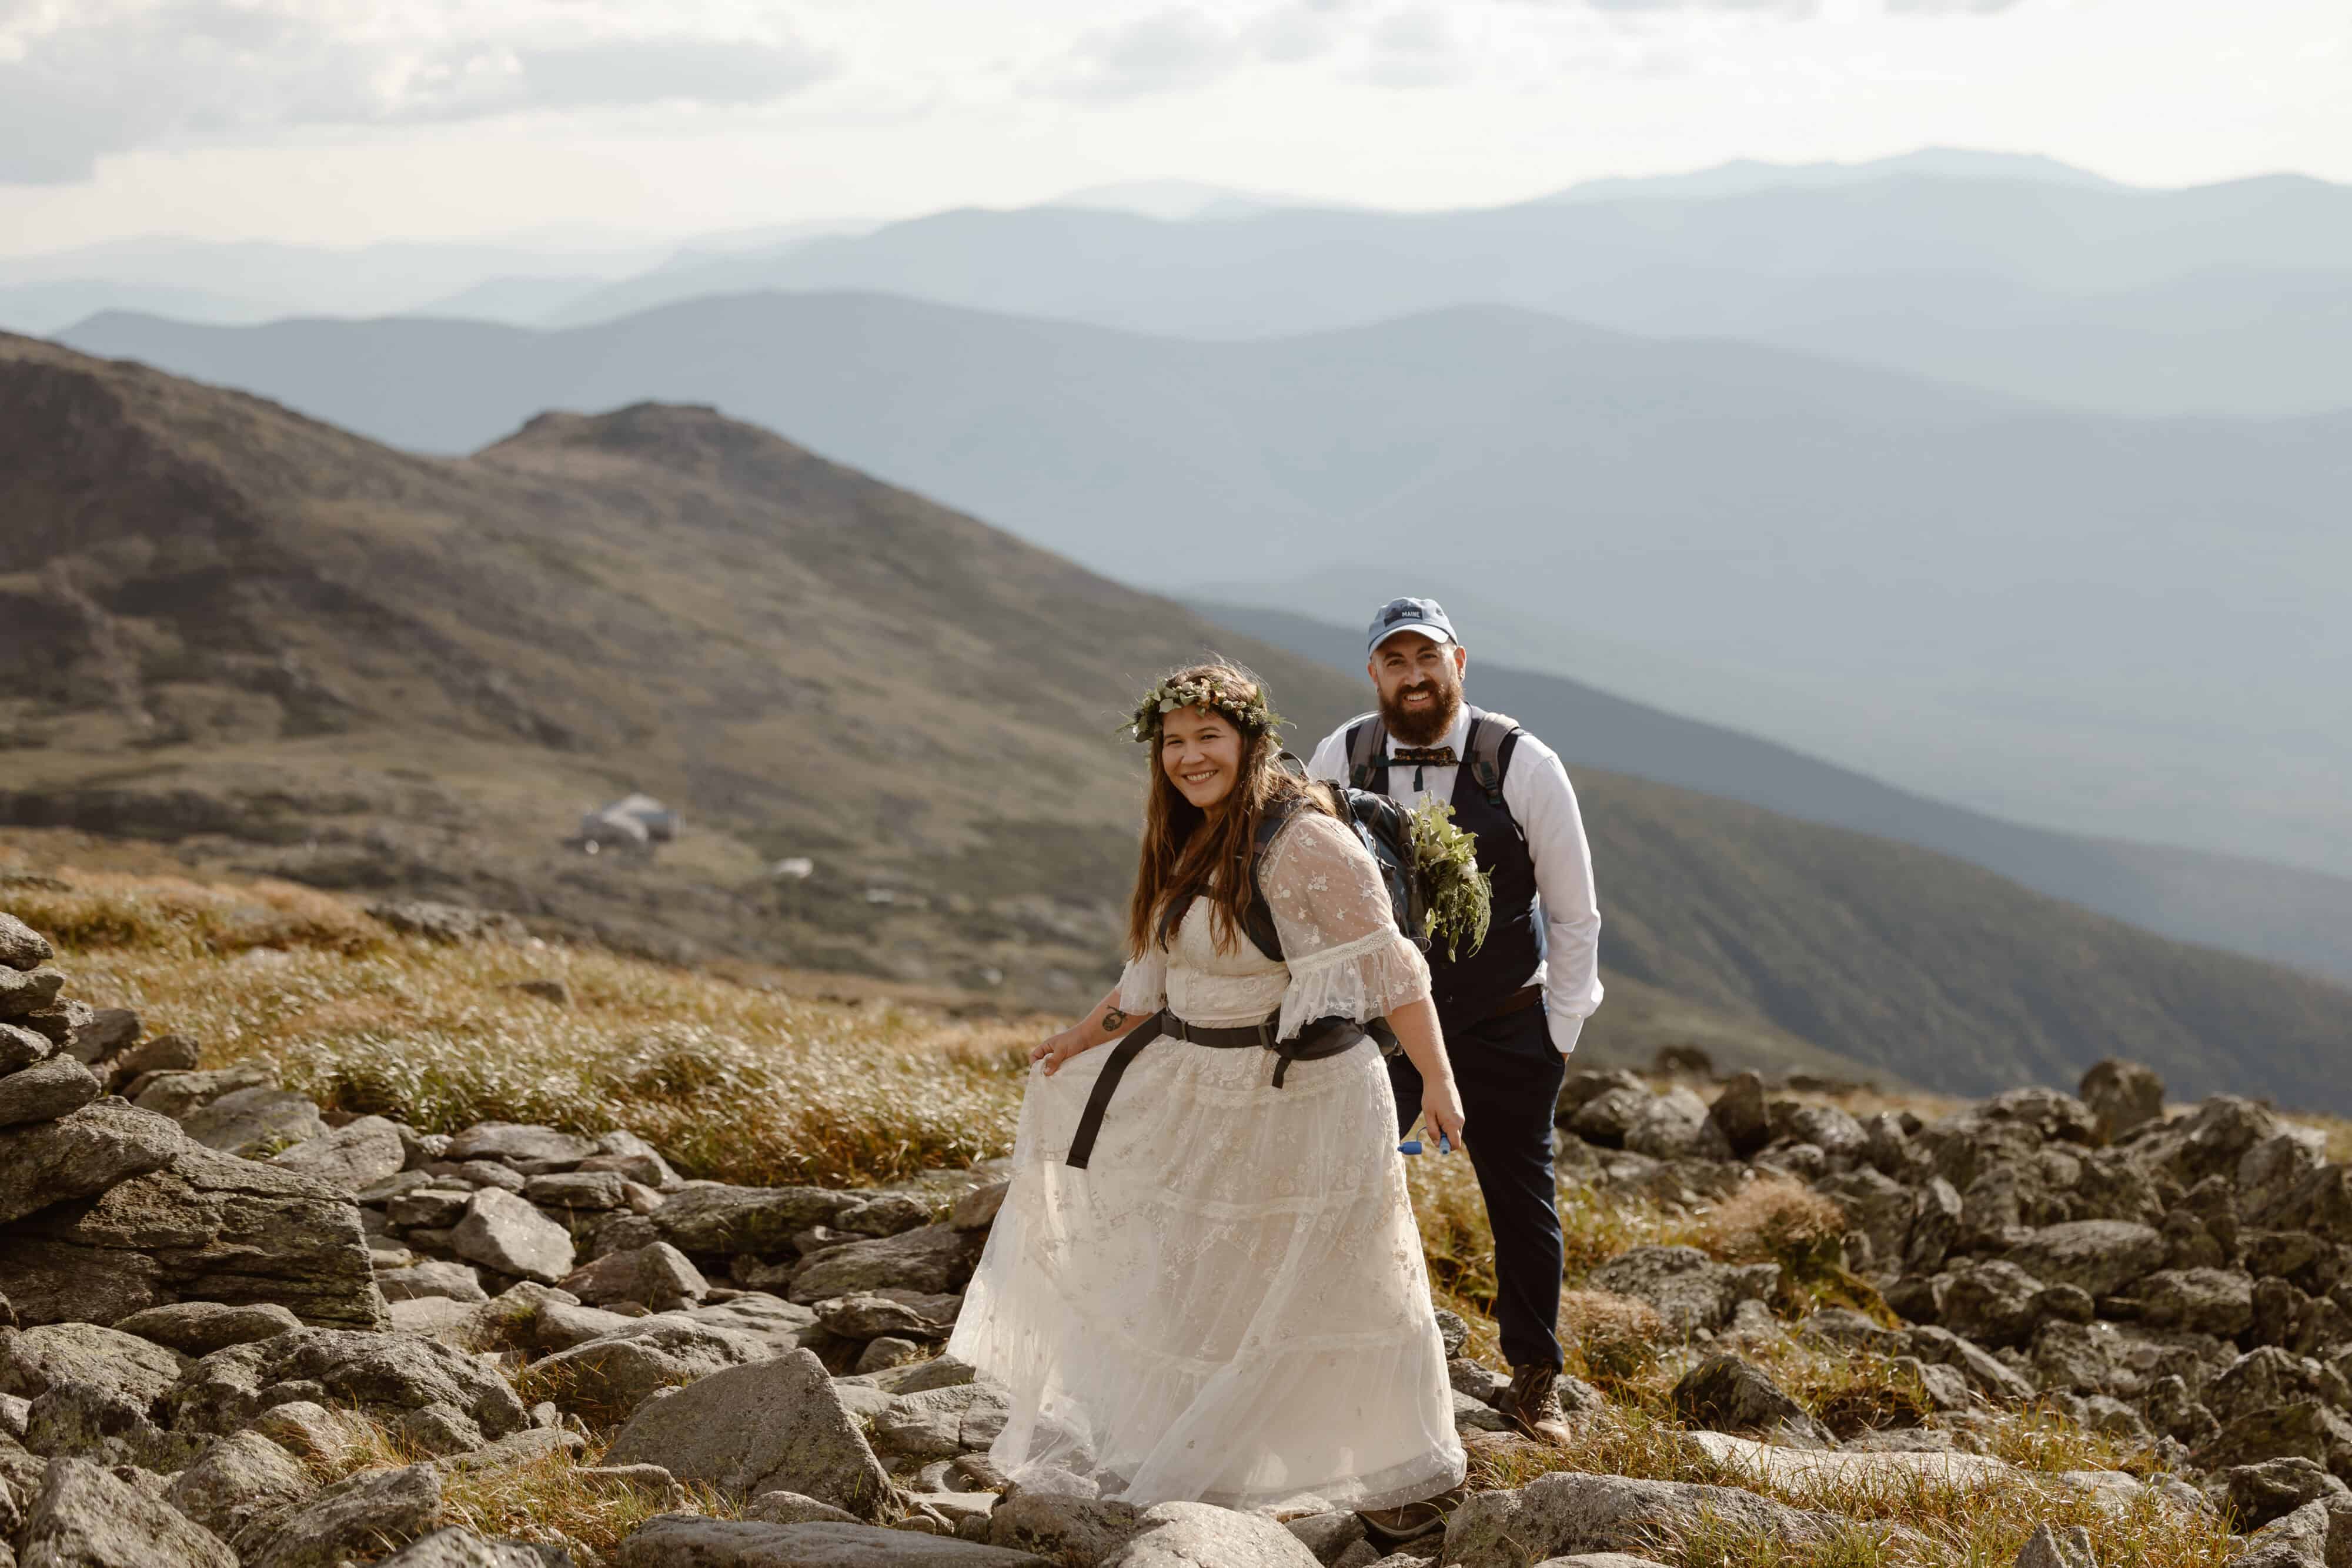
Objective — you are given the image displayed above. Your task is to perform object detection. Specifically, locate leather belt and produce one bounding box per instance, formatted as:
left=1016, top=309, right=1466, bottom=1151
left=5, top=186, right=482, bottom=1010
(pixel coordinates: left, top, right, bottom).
left=1064, top=1008, right=1368, bottom=1169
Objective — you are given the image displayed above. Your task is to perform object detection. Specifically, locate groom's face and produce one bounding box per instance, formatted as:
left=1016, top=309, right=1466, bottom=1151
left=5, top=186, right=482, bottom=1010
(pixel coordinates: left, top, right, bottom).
left=1369, top=631, right=1466, bottom=747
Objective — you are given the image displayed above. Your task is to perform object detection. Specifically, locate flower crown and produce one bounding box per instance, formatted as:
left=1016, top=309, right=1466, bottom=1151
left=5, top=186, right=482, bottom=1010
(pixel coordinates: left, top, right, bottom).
left=1128, top=673, right=1285, bottom=744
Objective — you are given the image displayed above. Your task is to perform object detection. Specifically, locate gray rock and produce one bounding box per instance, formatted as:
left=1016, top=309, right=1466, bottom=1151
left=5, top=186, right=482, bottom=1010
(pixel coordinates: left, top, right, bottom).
left=987, top=1492, right=1148, bottom=1564
left=0, top=965, right=64, bottom=1021
left=179, top=1088, right=328, bottom=1158
left=871, top=1383, right=1011, bottom=1464
left=2208, top=1458, right=2350, bottom=1533
left=604, top=1350, right=893, bottom=1517
left=0, top=1322, right=187, bottom=1406
left=1905, top=1176, right=1965, bottom=1275
left=1286, top=1511, right=1369, bottom=1566
left=1101, top=1500, right=1321, bottom=1566
left=267, top=1116, right=405, bottom=1194
left=1903, top=1324, right=2039, bottom=1403
left=18, top=1455, right=236, bottom=1568
left=840, top=1193, right=936, bottom=1238
left=389, top=1188, right=474, bottom=1229
left=1706, top=1072, right=1772, bottom=1159
left=2255, top=1167, right=2352, bottom=1249
left=169, top=1327, right=527, bottom=1440
left=618, top=1514, right=1051, bottom=1566
left=24, top=1376, right=206, bottom=1469
left=1778, top=1104, right=1869, bottom=1166
left=1566, top=1086, right=1649, bottom=1149
left=2136, top=1269, right=2258, bottom=1337
left=2129, top=1096, right=2283, bottom=1188
left=466, top=1281, right=577, bottom=1343
left=2236, top=1500, right=2333, bottom=1568
left=787, top=1225, right=984, bottom=1305
left=400, top=1401, right=489, bottom=1455
left=129, top=1067, right=273, bottom=1122
left=838, top=1355, right=979, bottom=1398
left=1621, top=1088, right=1731, bottom=1162
left=1583, top=1246, right=1780, bottom=1335
left=102, top=1034, right=201, bottom=1090
left=428, top=1160, right=529, bottom=1193
left=238, top=1462, right=441, bottom=1568
left=2013, top=1522, right=2096, bottom=1568
left=855, top=1339, right=925, bottom=1375
left=527, top=1316, right=773, bottom=1420
left=1669, top=1353, right=1833, bottom=1447
left=1, top=1020, right=54, bottom=1075
left=440, top=1426, right=589, bottom=1474
left=519, top=1299, right=642, bottom=1352
left=1441, top=1472, right=1840, bottom=1568
left=0, top=1054, right=100, bottom=1127
left=746, top=1492, right=862, bottom=1526
left=0, top=914, right=54, bottom=972
left=0, top=1145, right=385, bottom=1329
left=654, top=1185, right=863, bottom=1258
left=1814, top=1167, right=1914, bottom=1281
left=444, top=1122, right=595, bottom=1166
left=817, top=1293, right=956, bottom=1342
left=560, top=1243, right=707, bottom=1312
left=2006, top=1220, right=2169, bottom=1300
left=1940, top=1260, right=2047, bottom=1350
left=2030, top=1320, right=2232, bottom=1400
left=0, top=1101, right=184, bottom=1226
left=64, top=1008, right=141, bottom=1065
left=375, top=1527, right=569, bottom=1567
left=451, top=1188, right=575, bottom=1284
left=951, top=1181, right=1009, bottom=1233
left=165, top=1431, right=315, bottom=1543
left=379, top=1261, right=490, bottom=1305
left=111, top=1303, right=302, bottom=1356
left=525, top=1172, right=626, bottom=1211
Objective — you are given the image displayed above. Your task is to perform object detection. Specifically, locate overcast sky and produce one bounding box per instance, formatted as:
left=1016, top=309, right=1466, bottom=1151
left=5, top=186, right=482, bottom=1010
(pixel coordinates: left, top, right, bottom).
left=2, top=0, right=2345, bottom=255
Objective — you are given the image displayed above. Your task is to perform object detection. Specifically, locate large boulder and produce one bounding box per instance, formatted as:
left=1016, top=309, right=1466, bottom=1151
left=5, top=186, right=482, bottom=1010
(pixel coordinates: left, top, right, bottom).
left=2004, top=1221, right=2168, bottom=1300
left=2079, top=1059, right=2166, bottom=1144
left=526, top=1316, right=774, bottom=1422
left=112, top=1302, right=302, bottom=1357
left=179, top=1087, right=329, bottom=1158
left=987, top=1493, right=1149, bottom=1566
left=1939, top=1261, right=2047, bottom=1350
left=787, top=1225, right=985, bottom=1305
left=1583, top=1247, right=1779, bottom=1336
left=267, top=1117, right=406, bottom=1194
left=1622, top=1088, right=1731, bottom=1162
left=1101, top=1501, right=1320, bottom=1567
left=618, top=1514, right=1051, bottom=1566
left=450, top=1189, right=575, bottom=1284
left=1439, top=1472, right=1841, bottom=1568
left=560, top=1243, right=708, bottom=1312
left=237, top=1462, right=442, bottom=1568
left=1668, top=1354, right=1832, bottom=1447
left=653, top=1186, right=863, bottom=1259
left=2127, top=1096, right=2283, bottom=1188
left=604, top=1350, right=893, bottom=1519
left=0, top=1146, right=386, bottom=1328
left=18, top=1455, right=237, bottom=1568
left=165, top=1431, right=317, bottom=1543
left=0, top=1101, right=184, bottom=1225
left=0, top=1322, right=186, bottom=1407
left=0, top=1054, right=101, bottom=1126
left=169, top=1328, right=527, bottom=1439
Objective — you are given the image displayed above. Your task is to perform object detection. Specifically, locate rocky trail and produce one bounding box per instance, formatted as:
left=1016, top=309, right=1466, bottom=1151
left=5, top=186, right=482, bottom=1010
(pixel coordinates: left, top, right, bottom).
left=4, top=902, right=2352, bottom=1568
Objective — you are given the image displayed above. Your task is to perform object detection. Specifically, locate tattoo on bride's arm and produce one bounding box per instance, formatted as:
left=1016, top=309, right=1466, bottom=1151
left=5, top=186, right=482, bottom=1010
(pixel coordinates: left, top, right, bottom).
left=1101, top=1007, right=1128, bottom=1032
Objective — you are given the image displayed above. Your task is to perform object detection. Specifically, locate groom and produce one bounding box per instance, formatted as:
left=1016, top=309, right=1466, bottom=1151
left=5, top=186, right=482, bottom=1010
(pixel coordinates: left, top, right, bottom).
left=1307, top=596, right=1603, bottom=1442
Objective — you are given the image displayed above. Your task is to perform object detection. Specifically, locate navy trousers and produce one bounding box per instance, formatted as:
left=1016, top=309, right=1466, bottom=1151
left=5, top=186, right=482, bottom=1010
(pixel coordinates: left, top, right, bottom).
left=1388, top=1001, right=1568, bottom=1372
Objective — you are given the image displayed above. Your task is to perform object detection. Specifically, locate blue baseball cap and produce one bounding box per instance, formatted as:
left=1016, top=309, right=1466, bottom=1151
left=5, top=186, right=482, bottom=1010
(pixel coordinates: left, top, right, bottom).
left=1366, top=596, right=1457, bottom=655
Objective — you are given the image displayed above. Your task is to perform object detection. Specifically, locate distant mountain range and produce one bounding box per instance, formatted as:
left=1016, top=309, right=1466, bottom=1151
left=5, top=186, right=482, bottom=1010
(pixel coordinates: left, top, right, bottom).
left=6, top=331, right=2351, bottom=1109
left=1197, top=601, right=2352, bottom=988
left=59, top=292, right=2351, bottom=880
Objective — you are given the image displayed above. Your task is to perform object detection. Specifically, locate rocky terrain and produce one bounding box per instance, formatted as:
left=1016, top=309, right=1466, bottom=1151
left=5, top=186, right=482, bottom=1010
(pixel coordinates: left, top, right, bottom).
left=5, top=900, right=2352, bottom=1568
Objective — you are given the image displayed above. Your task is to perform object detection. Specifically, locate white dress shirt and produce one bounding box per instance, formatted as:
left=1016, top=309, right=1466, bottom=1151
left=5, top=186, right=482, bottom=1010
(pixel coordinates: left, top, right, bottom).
left=1307, top=707, right=1603, bottom=1056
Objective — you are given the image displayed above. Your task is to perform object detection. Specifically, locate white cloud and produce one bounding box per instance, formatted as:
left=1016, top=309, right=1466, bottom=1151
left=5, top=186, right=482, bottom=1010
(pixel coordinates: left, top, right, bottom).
left=0, top=1, right=834, bottom=184
left=1054, top=7, right=1244, bottom=99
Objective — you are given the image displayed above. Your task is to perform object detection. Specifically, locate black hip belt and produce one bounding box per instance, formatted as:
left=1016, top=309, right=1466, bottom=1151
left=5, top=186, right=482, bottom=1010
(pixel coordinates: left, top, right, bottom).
left=1064, top=1008, right=1368, bottom=1169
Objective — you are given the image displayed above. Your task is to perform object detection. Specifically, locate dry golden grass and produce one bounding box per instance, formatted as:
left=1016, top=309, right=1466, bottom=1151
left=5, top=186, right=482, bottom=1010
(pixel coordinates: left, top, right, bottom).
left=2287, top=1111, right=2352, bottom=1163
left=1560, top=1289, right=1669, bottom=1386
left=15, top=864, right=1038, bottom=1188
left=1695, top=1178, right=1847, bottom=1278
left=437, top=1449, right=741, bottom=1558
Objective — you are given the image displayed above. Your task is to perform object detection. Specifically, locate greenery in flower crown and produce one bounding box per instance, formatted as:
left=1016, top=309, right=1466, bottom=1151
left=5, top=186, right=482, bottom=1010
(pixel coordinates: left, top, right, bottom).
left=1128, top=673, right=1286, bottom=744
left=1409, top=797, right=1492, bottom=962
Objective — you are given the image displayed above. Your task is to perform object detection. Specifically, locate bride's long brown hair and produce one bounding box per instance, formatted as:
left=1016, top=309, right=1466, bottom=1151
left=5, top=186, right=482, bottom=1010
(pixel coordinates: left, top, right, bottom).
left=1125, top=661, right=1330, bottom=959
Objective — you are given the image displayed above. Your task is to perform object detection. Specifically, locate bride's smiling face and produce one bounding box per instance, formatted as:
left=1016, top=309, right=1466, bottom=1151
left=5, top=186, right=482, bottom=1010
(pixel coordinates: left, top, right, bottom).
left=1160, top=706, right=1244, bottom=810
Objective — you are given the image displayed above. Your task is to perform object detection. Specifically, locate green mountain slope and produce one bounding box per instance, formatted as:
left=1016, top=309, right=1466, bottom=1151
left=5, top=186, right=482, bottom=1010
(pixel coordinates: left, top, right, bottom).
left=4, top=333, right=2348, bottom=1109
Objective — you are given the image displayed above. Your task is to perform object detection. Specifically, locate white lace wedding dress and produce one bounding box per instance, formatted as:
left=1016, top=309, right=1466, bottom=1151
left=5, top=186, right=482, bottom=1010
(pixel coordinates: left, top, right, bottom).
left=948, top=810, right=1466, bottom=1513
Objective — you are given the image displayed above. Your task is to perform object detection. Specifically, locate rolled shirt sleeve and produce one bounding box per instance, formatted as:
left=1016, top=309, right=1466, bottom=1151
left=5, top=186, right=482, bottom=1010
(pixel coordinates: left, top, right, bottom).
left=1505, top=734, right=1604, bottom=1055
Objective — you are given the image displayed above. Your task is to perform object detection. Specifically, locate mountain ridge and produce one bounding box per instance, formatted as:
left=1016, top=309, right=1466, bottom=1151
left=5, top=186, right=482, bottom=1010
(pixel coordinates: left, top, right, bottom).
left=4, top=332, right=2351, bottom=1111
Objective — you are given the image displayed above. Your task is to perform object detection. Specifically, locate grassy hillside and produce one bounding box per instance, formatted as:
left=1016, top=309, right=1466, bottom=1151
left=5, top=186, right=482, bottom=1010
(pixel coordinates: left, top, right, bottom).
left=5, top=332, right=2350, bottom=1109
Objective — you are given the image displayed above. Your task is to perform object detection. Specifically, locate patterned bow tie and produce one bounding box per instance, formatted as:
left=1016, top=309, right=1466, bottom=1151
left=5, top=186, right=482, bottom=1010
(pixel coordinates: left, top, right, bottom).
left=1392, top=746, right=1457, bottom=766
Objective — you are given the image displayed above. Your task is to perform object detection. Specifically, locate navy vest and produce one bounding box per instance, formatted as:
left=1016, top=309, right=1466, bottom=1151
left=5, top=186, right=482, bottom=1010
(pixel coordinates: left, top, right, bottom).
left=1349, top=706, right=1542, bottom=1028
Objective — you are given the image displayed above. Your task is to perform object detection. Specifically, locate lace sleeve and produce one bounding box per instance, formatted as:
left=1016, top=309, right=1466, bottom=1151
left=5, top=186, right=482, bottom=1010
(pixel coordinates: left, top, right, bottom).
left=1260, top=810, right=1432, bottom=1042
left=1115, top=949, right=1167, bottom=1015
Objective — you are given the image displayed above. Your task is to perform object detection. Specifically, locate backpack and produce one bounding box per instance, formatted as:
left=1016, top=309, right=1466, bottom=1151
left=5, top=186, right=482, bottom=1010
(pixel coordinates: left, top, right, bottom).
left=1345, top=709, right=1525, bottom=824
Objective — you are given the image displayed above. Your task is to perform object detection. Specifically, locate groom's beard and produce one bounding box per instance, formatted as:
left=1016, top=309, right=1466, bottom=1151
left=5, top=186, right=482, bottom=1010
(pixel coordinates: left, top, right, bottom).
left=1379, top=674, right=1462, bottom=747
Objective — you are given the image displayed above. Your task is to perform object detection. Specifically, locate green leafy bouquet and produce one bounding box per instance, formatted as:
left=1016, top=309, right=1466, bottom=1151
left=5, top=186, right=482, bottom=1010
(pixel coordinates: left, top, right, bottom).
left=1409, top=798, right=1491, bottom=961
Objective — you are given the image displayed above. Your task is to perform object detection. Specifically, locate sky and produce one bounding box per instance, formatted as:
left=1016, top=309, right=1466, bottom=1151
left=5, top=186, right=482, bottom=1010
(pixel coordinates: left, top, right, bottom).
left=1, top=0, right=2346, bottom=255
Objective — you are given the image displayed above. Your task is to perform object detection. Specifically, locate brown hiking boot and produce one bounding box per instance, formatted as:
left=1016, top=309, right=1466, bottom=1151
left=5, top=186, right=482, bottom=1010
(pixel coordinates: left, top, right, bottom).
left=1497, top=1363, right=1573, bottom=1445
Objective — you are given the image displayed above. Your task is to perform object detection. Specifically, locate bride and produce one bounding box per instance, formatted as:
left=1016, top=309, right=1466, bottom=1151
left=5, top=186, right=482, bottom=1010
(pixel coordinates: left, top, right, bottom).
left=948, top=661, right=1471, bottom=1521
